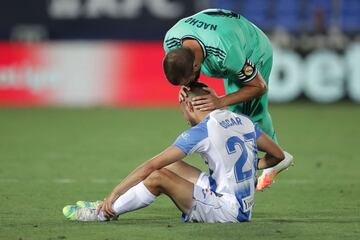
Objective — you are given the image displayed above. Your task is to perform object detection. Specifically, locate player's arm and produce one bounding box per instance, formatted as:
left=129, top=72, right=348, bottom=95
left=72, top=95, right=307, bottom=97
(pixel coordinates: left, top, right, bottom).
left=192, top=72, right=267, bottom=111
left=220, top=72, right=267, bottom=106
left=100, top=146, right=186, bottom=217
left=192, top=52, right=267, bottom=111
left=256, top=133, right=285, bottom=170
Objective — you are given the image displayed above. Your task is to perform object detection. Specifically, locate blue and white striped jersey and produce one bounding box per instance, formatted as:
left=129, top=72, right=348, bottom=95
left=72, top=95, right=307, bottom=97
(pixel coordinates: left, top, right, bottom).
left=173, top=109, right=263, bottom=221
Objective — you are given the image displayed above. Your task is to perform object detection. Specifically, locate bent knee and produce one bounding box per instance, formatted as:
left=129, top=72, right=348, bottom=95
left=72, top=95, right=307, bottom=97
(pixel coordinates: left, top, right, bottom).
left=145, top=169, right=170, bottom=186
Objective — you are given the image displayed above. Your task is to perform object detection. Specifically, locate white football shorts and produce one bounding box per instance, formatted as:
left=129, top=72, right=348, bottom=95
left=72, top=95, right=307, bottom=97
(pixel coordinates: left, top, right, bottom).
left=183, top=172, right=241, bottom=223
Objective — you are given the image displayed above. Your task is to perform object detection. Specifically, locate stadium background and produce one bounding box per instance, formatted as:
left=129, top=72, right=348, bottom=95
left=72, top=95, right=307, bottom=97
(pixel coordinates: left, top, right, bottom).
left=1, top=1, right=360, bottom=240
left=0, top=0, right=359, bottom=106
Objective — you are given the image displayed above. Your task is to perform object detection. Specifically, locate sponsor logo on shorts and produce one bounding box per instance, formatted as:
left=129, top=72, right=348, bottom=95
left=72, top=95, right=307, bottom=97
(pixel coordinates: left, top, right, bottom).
left=201, top=188, right=207, bottom=199
left=242, top=196, right=254, bottom=212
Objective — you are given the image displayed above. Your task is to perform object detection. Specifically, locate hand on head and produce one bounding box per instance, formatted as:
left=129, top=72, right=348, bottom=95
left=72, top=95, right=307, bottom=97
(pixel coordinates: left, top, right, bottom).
left=178, top=82, right=221, bottom=112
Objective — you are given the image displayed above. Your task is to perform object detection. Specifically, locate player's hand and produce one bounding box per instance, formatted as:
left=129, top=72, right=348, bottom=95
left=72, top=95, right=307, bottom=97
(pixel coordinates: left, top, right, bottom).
left=191, top=87, right=223, bottom=111
left=97, top=197, right=116, bottom=219
left=179, top=86, right=190, bottom=103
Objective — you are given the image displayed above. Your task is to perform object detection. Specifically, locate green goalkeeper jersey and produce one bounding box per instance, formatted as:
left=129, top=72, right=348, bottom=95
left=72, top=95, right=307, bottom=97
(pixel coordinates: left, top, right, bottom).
left=164, top=9, right=274, bottom=129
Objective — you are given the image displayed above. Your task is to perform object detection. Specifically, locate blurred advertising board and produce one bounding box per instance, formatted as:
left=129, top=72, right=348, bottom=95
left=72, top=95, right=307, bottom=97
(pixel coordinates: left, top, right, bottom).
left=0, top=41, right=223, bottom=107
left=0, top=0, right=197, bottom=40
left=0, top=41, right=359, bottom=106
left=270, top=44, right=360, bottom=103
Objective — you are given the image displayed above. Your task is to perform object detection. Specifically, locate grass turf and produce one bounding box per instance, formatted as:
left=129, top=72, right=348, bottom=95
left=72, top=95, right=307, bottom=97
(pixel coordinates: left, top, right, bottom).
left=0, top=103, right=359, bottom=240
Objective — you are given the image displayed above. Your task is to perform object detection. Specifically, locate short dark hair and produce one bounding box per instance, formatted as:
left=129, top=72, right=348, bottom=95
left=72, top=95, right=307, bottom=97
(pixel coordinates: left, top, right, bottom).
left=184, top=82, right=209, bottom=99
left=163, top=48, right=195, bottom=85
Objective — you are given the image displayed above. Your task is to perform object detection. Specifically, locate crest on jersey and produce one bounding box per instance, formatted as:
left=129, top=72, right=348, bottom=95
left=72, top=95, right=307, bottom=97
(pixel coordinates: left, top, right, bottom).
left=244, top=65, right=254, bottom=76
left=181, top=132, right=190, bottom=141
left=236, top=59, right=257, bottom=82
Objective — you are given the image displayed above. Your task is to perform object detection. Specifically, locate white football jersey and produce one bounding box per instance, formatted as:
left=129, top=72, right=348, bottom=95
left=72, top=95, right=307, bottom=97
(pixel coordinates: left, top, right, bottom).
left=173, top=109, right=263, bottom=221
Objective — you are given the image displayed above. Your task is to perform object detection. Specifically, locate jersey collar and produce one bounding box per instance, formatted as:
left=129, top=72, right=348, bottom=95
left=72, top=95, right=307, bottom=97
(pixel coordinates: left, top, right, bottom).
left=181, top=35, right=207, bottom=60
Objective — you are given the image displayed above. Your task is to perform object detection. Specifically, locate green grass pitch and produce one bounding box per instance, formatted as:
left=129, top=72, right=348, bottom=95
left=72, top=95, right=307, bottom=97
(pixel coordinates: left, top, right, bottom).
left=0, top=103, right=359, bottom=240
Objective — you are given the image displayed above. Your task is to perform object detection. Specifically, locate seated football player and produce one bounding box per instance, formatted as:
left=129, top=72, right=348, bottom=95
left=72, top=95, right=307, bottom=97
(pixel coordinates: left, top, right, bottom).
left=63, top=82, right=294, bottom=223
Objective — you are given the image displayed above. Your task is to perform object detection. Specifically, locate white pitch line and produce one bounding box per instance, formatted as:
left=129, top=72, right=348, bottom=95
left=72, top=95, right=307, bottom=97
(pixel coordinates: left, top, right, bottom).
left=0, top=178, right=314, bottom=185
left=0, top=178, right=19, bottom=183
left=0, top=178, right=116, bottom=184
left=53, top=178, right=75, bottom=184
left=90, top=178, right=108, bottom=183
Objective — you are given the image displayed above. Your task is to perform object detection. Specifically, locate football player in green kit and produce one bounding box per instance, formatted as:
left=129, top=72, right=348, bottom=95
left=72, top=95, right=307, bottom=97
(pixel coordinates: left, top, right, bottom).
left=163, top=9, right=293, bottom=190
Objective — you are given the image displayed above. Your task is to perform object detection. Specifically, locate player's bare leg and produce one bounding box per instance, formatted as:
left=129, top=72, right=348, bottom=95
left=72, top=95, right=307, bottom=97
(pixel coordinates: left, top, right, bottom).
left=144, top=168, right=195, bottom=214
left=165, top=160, right=202, bottom=184
left=65, top=161, right=201, bottom=220
left=64, top=168, right=195, bottom=221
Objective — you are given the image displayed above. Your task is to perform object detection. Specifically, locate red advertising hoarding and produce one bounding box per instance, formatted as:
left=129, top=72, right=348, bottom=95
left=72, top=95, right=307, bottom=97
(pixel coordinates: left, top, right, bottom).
left=0, top=41, right=225, bottom=107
